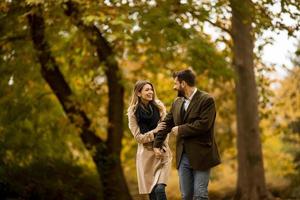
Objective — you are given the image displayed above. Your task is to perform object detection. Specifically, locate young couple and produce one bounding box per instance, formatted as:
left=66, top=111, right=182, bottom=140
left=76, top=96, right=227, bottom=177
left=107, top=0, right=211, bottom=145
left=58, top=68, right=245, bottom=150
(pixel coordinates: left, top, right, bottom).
left=127, top=69, right=221, bottom=200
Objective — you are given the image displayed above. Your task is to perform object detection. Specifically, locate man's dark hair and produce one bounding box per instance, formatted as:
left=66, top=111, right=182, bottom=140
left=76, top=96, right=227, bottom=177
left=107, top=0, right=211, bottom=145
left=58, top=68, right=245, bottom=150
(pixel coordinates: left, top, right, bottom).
left=173, top=69, right=196, bottom=86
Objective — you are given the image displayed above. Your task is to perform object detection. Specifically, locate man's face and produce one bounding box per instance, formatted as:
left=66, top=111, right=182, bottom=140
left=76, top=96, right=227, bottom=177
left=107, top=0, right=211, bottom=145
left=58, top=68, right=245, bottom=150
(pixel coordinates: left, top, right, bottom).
left=173, top=77, right=185, bottom=97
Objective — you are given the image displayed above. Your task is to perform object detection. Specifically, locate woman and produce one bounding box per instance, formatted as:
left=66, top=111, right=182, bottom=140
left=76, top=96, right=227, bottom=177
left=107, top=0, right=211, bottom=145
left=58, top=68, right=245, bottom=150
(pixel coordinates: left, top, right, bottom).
left=127, top=80, right=172, bottom=200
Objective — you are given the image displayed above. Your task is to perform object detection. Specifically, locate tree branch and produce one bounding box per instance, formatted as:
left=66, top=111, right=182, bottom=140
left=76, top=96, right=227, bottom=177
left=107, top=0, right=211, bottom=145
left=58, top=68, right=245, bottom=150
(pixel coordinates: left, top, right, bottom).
left=62, top=0, right=125, bottom=154
left=205, top=18, right=232, bottom=36
left=0, top=34, right=28, bottom=45
left=27, top=5, right=103, bottom=150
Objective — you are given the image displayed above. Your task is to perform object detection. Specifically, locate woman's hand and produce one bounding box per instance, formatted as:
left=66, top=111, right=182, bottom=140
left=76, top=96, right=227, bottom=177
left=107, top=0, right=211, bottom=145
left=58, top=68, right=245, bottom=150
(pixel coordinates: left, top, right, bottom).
left=153, top=147, right=163, bottom=158
left=171, top=126, right=178, bottom=136
left=153, top=122, right=166, bottom=133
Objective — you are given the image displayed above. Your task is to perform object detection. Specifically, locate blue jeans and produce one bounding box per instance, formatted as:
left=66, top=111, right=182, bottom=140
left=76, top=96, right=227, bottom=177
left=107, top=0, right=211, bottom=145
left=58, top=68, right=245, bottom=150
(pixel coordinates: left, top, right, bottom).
left=178, top=153, right=210, bottom=200
left=149, top=184, right=167, bottom=200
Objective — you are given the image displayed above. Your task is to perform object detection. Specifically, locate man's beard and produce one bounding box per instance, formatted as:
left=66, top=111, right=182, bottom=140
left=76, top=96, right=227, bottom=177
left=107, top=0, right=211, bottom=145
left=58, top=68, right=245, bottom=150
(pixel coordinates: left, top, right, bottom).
left=177, top=89, right=185, bottom=98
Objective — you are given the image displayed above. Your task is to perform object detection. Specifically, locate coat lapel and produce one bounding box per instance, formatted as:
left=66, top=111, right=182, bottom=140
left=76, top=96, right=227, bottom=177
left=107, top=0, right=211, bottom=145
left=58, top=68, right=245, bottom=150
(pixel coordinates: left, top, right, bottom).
left=183, top=90, right=201, bottom=122
left=175, top=98, right=185, bottom=124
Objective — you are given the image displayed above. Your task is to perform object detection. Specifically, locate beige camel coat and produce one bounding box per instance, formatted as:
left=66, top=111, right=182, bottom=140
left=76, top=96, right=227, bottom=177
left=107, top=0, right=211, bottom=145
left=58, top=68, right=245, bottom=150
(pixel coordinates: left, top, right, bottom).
left=127, top=101, right=172, bottom=194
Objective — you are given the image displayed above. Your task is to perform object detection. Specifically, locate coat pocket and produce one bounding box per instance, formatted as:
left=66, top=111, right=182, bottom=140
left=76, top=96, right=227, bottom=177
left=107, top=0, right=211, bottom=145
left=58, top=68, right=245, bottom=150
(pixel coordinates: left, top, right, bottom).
left=143, top=142, right=154, bottom=150
left=196, top=141, right=212, bottom=147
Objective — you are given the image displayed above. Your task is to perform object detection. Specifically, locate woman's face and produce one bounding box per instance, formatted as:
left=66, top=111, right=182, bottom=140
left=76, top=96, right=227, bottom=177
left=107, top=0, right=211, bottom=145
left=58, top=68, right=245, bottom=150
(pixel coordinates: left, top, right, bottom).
left=138, top=84, right=154, bottom=103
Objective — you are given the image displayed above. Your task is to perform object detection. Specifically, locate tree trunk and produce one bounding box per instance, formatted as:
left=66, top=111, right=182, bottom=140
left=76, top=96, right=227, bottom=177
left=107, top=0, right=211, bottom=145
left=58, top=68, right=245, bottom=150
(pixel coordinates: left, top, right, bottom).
left=229, top=0, right=272, bottom=199
left=28, top=5, right=131, bottom=200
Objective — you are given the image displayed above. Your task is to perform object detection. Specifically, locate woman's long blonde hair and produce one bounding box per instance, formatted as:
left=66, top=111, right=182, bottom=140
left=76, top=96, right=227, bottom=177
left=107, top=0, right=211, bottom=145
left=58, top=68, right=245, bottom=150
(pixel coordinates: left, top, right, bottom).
left=127, top=80, right=163, bottom=114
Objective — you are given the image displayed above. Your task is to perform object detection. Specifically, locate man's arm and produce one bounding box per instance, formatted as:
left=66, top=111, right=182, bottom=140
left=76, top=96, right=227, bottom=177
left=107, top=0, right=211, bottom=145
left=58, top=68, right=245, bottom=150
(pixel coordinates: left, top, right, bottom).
left=178, top=97, right=216, bottom=138
left=153, top=103, right=175, bottom=148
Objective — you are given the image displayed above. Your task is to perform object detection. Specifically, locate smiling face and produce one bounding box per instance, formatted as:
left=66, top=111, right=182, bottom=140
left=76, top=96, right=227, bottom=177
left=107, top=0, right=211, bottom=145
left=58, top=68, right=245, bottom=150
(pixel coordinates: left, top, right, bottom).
left=138, top=83, right=154, bottom=103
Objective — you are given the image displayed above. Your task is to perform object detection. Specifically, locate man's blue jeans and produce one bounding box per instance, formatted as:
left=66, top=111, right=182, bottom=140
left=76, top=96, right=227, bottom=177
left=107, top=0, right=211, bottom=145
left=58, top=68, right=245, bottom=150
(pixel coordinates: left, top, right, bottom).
left=178, top=153, right=210, bottom=200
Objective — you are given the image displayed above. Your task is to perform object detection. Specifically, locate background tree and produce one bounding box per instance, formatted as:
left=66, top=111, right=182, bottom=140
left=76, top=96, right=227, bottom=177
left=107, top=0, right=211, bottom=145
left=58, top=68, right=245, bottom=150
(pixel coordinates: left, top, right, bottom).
left=186, top=0, right=300, bottom=199
left=229, top=0, right=269, bottom=199
left=1, top=0, right=300, bottom=199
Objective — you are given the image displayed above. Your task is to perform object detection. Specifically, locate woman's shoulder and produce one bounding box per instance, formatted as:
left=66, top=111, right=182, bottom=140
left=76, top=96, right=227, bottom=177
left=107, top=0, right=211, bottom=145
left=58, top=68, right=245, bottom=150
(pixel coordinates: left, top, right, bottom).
left=127, top=105, right=137, bottom=117
left=155, top=99, right=166, bottom=116
left=155, top=99, right=165, bottom=108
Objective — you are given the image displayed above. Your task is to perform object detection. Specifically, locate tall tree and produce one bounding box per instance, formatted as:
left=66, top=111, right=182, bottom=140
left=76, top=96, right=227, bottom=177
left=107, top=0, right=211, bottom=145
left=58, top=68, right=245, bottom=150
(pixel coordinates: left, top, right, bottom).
left=185, top=0, right=299, bottom=198
left=27, top=4, right=131, bottom=200
left=62, top=1, right=131, bottom=199
left=229, top=0, right=270, bottom=199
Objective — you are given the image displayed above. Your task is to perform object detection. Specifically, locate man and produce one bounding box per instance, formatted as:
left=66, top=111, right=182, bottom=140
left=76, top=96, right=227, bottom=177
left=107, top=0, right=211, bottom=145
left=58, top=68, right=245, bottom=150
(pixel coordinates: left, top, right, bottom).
left=153, top=69, right=221, bottom=200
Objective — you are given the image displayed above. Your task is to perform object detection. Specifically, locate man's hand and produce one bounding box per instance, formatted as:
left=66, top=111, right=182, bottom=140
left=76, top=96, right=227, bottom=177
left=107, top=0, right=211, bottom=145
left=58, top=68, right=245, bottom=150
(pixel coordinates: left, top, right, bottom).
left=153, top=122, right=166, bottom=134
left=153, top=147, right=163, bottom=158
left=171, top=126, right=179, bottom=136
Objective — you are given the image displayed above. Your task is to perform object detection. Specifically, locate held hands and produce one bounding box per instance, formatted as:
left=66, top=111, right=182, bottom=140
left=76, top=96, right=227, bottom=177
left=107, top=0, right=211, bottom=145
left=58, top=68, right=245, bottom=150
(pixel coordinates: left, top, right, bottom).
left=153, top=147, right=164, bottom=158
left=153, top=122, right=166, bottom=158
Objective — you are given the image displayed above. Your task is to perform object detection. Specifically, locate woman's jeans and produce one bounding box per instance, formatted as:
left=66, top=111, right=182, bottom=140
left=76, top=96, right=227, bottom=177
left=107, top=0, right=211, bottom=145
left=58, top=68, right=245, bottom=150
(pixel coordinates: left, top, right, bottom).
left=178, top=153, right=210, bottom=200
left=149, top=184, right=167, bottom=200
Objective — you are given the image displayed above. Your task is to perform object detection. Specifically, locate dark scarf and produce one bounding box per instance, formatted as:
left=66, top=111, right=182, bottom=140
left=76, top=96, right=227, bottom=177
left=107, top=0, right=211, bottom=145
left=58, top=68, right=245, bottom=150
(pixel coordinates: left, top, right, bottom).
left=135, top=102, right=160, bottom=134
